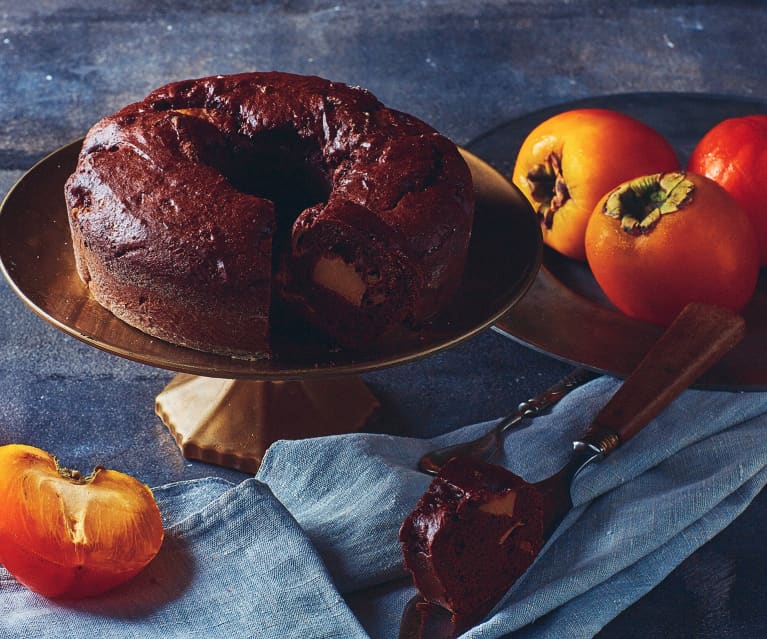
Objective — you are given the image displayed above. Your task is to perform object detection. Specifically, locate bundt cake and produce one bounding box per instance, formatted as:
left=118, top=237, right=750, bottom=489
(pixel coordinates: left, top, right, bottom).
left=399, top=457, right=556, bottom=631
left=64, top=72, right=474, bottom=358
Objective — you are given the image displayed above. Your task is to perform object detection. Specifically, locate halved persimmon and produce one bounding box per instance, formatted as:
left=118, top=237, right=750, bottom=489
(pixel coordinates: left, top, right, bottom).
left=0, top=444, right=164, bottom=598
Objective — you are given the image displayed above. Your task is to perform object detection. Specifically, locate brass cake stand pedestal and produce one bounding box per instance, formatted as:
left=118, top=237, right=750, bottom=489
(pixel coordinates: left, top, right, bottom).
left=155, top=375, right=379, bottom=473
left=0, top=142, right=541, bottom=473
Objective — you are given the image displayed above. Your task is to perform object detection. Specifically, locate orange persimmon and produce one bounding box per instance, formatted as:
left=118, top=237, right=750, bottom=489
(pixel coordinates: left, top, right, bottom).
left=688, top=114, right=767, bottom=264
left=585, top=171, right=759, bottom=326
left=512, top=108, right=679, bottom=261
left=0, top=444, right=164, bottom=598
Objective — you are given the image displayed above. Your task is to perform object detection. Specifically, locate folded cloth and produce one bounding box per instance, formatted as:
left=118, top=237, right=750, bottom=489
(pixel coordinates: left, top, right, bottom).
left=256, top=377, right=767, bottom=638
left=2, top=377, right=767, bottom=639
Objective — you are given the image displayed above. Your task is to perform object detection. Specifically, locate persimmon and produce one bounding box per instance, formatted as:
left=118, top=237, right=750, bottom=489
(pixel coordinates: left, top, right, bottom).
left=585, top=171, right=759, bottom=326
left=512, top=108, right=679, bottom=261
left=0, top=444, right=164, bottom=598
left=688, top=114, right=767, bottom=264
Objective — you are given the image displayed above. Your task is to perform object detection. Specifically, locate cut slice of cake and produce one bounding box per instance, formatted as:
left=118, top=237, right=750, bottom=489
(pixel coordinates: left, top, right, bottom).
left=399, top=457, right=559, bottom=630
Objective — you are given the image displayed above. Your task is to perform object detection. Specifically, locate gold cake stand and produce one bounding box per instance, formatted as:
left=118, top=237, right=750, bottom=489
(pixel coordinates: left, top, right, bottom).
left=0, top=142, right=541, bottom=473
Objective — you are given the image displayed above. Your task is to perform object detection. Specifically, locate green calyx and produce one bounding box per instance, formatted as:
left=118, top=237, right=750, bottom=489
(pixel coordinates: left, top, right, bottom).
left=603, top=172, right=695, bottom=235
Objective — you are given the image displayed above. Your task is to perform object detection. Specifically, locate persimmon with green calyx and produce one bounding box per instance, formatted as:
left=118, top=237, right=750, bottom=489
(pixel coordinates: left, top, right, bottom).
left=688, top=114, right=767, bottom=265
left=585, top=171, right=759, bottom=326
left=512, top=108, right=679, bottom=261
left=0, top=444, right=164, bottom=598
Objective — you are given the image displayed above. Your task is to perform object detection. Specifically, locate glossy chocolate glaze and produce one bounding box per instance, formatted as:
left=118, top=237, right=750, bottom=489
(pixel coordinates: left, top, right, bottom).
left=65, top=72, right=474, bottom=357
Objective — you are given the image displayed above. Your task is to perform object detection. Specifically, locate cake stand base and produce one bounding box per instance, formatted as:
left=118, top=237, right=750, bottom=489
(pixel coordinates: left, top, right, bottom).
left=155, top=374, right=380, bottom=473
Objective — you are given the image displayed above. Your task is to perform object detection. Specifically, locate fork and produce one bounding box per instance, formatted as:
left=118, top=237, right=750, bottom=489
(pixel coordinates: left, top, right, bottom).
left=417, top=367, right=599, bottom=474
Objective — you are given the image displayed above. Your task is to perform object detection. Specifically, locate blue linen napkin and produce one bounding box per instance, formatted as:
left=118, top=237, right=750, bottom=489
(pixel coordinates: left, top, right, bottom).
left=3, top=377, right=767, bottom=638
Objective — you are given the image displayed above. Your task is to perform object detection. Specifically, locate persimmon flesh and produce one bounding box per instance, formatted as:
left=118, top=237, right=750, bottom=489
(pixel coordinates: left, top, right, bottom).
left=0, top=444, right=164, bottom=598
left=512, top=108, right=679, bottom=261
left=585, top=171, right=759, bottom=325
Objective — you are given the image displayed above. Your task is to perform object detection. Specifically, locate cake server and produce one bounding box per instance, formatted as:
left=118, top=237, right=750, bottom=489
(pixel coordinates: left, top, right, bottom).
left=399, top=301, right=745, bottom=639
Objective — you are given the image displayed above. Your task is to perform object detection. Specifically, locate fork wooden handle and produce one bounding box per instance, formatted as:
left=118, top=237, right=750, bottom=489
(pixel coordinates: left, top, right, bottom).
left=581, top=302, right=745, bottom=452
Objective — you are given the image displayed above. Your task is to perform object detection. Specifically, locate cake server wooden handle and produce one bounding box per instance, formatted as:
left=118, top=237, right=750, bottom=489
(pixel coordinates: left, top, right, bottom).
left=577, top=302, right=745, bottom=454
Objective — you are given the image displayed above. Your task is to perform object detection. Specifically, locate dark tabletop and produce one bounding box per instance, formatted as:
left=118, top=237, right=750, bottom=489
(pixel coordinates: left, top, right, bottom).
left=2, top=1, right=767, bottom=637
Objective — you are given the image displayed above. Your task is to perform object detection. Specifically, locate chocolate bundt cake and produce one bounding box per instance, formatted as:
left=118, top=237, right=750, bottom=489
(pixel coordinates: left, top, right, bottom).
left=64, top=72, right=474, bottom=358
left=399, top=457, right=554, bottom=630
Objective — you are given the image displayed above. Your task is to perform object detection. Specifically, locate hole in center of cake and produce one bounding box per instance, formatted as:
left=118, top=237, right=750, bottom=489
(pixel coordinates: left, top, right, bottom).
left=224, top=127, right=331, bottom=224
